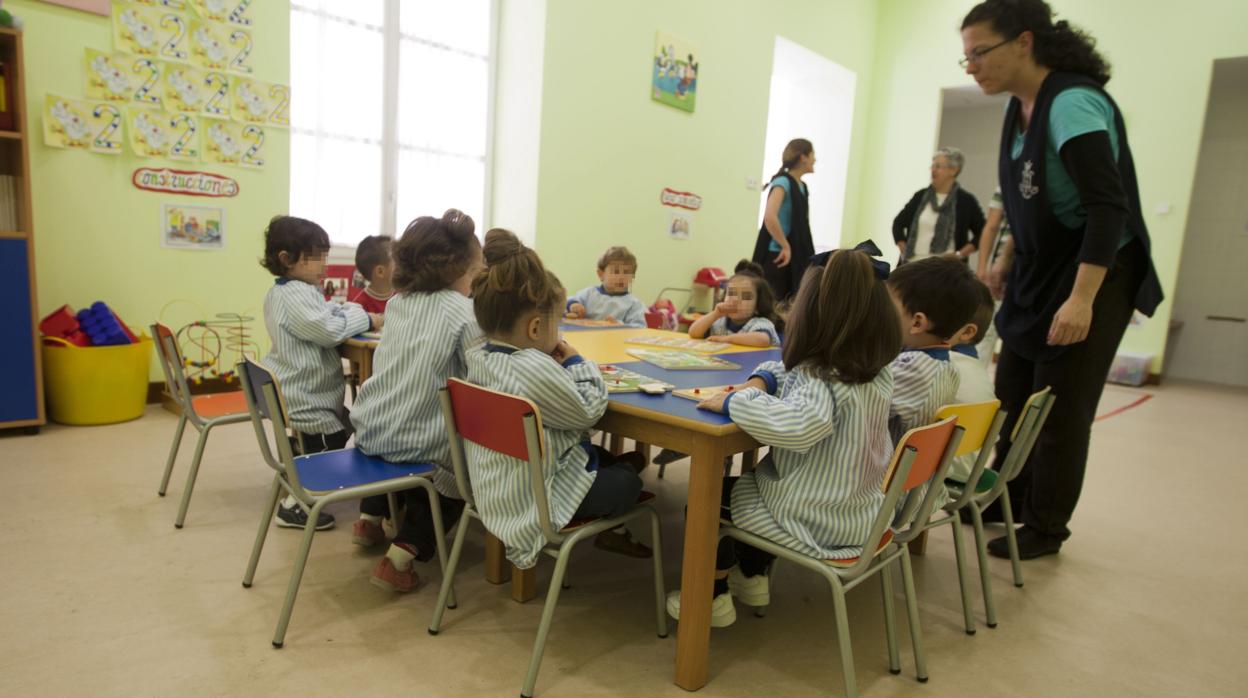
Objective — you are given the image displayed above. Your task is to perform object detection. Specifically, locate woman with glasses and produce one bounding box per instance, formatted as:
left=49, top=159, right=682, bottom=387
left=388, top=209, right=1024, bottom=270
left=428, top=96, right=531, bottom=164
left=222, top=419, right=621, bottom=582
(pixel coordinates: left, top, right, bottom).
left=891, top=146, right=987, bottom=263
left=960, top=0, right=1163, bottom=559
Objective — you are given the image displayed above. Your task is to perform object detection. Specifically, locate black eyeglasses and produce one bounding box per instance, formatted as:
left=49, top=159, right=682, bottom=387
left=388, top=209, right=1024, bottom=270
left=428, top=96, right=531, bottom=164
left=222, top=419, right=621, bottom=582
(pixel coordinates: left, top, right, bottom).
left=959, top=37, right=1014, bottom=68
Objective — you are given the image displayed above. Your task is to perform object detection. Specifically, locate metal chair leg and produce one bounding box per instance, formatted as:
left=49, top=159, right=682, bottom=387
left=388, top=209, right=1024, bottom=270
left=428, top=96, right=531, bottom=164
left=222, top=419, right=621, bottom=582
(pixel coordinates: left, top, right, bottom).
left=949, top=520, right=977, bottom=635
left=755, top=561, right=775, bottom=618
left=521, top=546, right=574, bottom=698
left=429, top=509, right=473, bottom=635
left=421, top=484, right=457, bottom=609
left=243, top=475, right=282, bottom=588
left=1001, top=492, right=1024, bottom=587
left=880, top=564, right=901, bottom=674
left=648, top=509, right=667, bottom=638
left=829, top=583, right=857, bottom=698
left=900, top=552, right=928, bottom=682
left=158, top=414, right=188, bottom=496
left=970, top=505, right=998, bottom=628
left=271, top=498, right=326, bottom=648
left=174, top=421, right=216, bottom=528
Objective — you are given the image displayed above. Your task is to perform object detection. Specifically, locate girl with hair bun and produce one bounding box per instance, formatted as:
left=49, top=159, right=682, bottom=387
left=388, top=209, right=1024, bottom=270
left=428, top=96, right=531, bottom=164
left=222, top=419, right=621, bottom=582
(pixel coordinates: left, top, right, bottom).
left=465, top=234, right=654, bottom=570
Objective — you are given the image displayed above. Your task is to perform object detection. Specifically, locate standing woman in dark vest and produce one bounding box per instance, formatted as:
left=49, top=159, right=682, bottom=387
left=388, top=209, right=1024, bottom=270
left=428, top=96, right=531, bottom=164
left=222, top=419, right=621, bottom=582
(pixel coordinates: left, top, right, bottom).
left=961, top=0, right=1163, bottom=559
left=752, top=138, right=815, bottom=300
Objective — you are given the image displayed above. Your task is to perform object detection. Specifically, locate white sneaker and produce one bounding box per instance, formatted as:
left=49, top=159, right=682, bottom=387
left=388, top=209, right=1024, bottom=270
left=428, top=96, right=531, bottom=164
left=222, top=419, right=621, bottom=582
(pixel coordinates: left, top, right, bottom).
left=666, top=590, right=737, bottom=628
left=727, top=566, right=770, bottom=606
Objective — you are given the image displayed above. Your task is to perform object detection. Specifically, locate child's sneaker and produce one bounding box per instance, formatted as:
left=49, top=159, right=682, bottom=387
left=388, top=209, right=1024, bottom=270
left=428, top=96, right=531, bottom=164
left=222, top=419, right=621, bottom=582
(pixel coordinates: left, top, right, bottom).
left=594, top=528, right=653, bottom=558
left=352, top=518, right=386, bottom=548
left=370, top=557, right=421, bottom=593
left=275, top=501, right=335, bottom=530
left=727, top=565, right=770, bottom=606
left=665, top=590, right=736, bottom=627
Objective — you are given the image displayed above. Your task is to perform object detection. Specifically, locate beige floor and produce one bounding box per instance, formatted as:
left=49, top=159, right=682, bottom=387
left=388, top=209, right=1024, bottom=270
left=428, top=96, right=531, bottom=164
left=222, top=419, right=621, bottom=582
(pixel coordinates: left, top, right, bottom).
left=1, top=379, right=1245, bottom=697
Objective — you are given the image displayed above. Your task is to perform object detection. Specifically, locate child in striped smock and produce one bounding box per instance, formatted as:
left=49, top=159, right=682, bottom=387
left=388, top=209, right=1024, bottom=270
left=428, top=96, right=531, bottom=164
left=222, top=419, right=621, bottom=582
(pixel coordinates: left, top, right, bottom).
left=350, top=210, right=487, bottom=593
left=884, top=256, right=983, bottom=445
left=564, top=246, right=648, bottom=328
left=466, top=234, right=653, bottom=570
left=688, top=260, right=782, bottom=347
left=261, top=216, right=383, bottom=531
left=667, top=248, right=903, bottom=627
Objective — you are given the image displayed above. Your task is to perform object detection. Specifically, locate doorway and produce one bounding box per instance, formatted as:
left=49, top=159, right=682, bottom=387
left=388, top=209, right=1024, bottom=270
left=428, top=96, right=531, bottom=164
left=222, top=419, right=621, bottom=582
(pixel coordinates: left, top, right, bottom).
left=936, top=85, right=1009, bottom=269
left=1167, top=56, right=1248, bottom=386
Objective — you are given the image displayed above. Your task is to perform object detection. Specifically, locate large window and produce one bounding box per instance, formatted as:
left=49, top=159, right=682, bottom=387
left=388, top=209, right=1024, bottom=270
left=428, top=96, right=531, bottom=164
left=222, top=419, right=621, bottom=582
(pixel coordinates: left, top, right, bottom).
left=290, top=1, right=493, bottom=245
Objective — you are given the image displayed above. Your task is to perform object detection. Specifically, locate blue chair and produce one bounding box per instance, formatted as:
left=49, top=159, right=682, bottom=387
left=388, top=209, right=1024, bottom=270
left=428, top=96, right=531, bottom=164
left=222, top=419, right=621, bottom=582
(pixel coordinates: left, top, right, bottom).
left=237, top=358, right=455, bottom=648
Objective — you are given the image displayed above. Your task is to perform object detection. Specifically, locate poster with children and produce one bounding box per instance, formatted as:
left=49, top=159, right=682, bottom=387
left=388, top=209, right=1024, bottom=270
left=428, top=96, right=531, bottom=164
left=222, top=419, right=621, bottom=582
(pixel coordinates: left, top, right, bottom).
left=163, top=204, right=224, bottom=250
left=43, top=95, right=125, bottom=155
left=230, top=77, right=289, bottom=127
left=112, top=1, right=191, bottom=63
left=202, top=118, right=264, bottom=169
left=84, top=49, right=164, bottom=108
left=652, top=31, right=699, bottom=113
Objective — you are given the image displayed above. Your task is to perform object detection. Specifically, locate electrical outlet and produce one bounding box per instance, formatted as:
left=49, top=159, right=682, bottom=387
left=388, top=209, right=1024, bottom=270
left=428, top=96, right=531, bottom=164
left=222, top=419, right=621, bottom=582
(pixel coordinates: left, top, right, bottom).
left=745, top=177, right=760, bottom=191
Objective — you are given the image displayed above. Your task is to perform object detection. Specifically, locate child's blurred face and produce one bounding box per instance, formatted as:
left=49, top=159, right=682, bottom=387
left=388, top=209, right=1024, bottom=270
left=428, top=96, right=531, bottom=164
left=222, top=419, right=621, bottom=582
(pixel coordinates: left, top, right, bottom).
left=722, top=277, right=758, bottom=322
left=597, top=262, right=635, bottom=294
left=534, top=309, right=562, bottom=354
left=286, top=250, right=328, bottom=285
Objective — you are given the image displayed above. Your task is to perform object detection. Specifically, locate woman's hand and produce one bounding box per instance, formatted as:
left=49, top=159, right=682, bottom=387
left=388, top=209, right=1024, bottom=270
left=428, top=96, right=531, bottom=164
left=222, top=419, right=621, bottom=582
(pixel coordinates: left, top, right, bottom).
left=774, top=243, right=792, bottom=268
left=1048, top=296, right=1093, bottom=346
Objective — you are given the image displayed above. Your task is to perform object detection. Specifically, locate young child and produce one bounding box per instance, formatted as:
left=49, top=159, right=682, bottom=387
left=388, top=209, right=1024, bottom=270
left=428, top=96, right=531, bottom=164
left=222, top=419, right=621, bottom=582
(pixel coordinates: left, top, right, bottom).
left=260, top=215, right=383, bottom=530
left=565, top=246, right=647, bottom=327
left=946, top=281, right=999, bottom=486
left=666, top=249, right=902, bottom=626
left=884, top=256, right=982, bottom=445
left=348, top=234, right=395, bottom=314
left=467, top=234, right=652, bottom=570
left=350, top=210, right=485, bottom=593
left=688, top=260, right=782, bottom=347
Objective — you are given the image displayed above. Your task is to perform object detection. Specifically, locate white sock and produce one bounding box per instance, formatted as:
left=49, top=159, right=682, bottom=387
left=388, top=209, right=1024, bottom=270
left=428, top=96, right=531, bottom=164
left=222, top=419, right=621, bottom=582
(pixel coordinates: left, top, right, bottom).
left=360, top=514, right=382, bottom=524
left=386, top=544, right=415, bottom=571
left=281, top=495, right=297, bottom=509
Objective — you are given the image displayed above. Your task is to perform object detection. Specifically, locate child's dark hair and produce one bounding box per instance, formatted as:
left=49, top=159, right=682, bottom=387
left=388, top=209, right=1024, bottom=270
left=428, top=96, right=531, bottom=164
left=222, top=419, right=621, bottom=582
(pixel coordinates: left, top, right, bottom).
left=887, top=257, right=982, bottom=341
left=731, top=259, right=782, bottom=332
left=967, top=281, right=995, bottom=345
left=392, top=209, right=479, bottom=294
left=260, top=215, right=330, bottom=276
left=354, top=235, right=393, bottom=283
left=782, top=250, right=900, bottom=384
left=962, top=0, right=1111, bottom=85
left=472, top=232, right=565, bottom=335
left=598, top=246, right=637, bottom=272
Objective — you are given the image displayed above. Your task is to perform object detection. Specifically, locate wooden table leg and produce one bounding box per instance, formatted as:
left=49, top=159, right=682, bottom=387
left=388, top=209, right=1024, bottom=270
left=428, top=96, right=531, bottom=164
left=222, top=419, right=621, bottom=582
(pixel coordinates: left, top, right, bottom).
left=637, top=442, right=651, bottom=465
left=741, top=449, right=758, bottom=473
left=608, top=433, right=623, bottom=455
left=512, top=564, right=538, bottom=603
left=908, top=530, right=929, bottom=555
left=674, top=438, right=725, bottom=690
left=484, top=531, right=509, bottom=585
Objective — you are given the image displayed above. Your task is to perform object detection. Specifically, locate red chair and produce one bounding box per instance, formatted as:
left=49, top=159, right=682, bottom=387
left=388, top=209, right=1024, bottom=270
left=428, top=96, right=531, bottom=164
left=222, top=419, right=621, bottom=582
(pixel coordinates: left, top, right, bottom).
left=429, top=378, right=666, bottom=698
left=151, top=323, right=250, bottom=528
left=718, top=416, right=962, bottom=696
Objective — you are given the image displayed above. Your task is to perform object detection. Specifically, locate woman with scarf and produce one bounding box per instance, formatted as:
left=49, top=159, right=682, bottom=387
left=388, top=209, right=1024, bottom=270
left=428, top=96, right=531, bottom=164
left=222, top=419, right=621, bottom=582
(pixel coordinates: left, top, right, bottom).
left=892, top=147, right=987, bottom=264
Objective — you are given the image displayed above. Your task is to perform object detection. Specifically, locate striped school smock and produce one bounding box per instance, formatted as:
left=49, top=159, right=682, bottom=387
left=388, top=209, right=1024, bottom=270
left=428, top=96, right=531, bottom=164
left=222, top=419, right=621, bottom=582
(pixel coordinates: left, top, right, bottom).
left=888, top=347, right=960, bottom=444
left=464, top=343, right=608, bottom=569
left=351, top=290, right=483, bottom=498
left=262, top=278, right=370, bottom=434
left=724, top=360, right=895, bottom=560
left=708, top=315, right=781, bottom=346
left=567, top=286, right=648, bottom=327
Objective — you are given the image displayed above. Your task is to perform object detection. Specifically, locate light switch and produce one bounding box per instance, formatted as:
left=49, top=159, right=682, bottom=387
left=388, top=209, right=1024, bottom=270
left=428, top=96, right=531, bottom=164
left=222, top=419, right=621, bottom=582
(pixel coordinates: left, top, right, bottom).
left=1156, top=202, right=1171, bottom=215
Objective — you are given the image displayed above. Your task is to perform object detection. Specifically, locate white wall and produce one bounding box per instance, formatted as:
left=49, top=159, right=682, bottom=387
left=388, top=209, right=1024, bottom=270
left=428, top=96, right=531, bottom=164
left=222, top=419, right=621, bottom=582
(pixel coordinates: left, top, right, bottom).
left=491, top=0, right=546, bottom=245
left=936, top=100, right=1005, bottom=210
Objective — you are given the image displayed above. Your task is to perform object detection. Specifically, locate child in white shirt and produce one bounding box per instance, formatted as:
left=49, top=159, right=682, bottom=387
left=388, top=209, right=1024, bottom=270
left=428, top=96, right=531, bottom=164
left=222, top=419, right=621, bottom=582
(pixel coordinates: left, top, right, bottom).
left=946, top=282, right=998, bottom=486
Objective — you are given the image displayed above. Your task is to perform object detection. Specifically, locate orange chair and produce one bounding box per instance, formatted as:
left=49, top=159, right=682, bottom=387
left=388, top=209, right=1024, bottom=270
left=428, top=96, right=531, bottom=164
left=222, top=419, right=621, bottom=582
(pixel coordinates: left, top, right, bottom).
left=718, top=416, right=962, bottom=696
left=151, top=323, right=250, bottom=528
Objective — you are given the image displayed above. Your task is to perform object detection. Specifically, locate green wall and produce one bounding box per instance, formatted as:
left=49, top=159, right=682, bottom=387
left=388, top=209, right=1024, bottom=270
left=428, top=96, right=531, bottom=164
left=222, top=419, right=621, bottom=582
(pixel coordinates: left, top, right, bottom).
left=13, top=0, right=289, bottom=379
left=860, top=0, right=1248, bottom=371
left=531, top=0, right=879, bottom=306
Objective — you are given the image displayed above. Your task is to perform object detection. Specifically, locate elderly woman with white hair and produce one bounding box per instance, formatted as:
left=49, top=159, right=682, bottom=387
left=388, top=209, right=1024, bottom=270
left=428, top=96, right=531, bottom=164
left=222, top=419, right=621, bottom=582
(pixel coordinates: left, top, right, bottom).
left=892, top=147, right=987, bottom=263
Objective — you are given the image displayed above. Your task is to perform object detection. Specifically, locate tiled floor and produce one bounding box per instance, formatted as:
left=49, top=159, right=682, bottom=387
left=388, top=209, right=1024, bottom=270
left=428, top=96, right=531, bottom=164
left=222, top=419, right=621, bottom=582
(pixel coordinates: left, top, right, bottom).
left=1, top=380, right=1245, bottom=696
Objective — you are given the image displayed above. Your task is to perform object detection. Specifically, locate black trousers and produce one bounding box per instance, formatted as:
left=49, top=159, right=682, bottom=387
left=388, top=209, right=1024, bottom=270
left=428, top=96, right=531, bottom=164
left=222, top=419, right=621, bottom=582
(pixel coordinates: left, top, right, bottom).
left=715, top=476, right=774, bottom=577
left=361, top=489, right=466, bottom=562
left=761, top=249, right=794, bottom=302
left=573, top=445, right=644, bottom=519
left=993, top=241, right=1143, bottom=541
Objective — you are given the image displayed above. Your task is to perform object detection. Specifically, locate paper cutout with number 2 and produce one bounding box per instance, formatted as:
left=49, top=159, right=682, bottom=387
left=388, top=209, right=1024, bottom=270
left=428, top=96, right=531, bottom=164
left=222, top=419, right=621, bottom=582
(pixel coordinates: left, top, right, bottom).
left=43, top=94, right=125, bottom=155
left=112, top=1, right=192, bottom=64
left=202, top=118, right=264, bottom=169
left=84, top=49, right=164, bottom=109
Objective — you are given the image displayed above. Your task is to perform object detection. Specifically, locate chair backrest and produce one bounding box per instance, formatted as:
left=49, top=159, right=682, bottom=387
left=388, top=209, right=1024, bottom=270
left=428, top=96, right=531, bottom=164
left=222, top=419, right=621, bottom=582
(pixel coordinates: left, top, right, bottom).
left=442, top=379, right=563, bottom=542
left=150, top=323, right=197, bottom=420
left=237, top=358, right=303, bottom=489
left=837, top=416, right=959, bottom=579
left=936, top=400, right=1007, bottom=511
left=997, top=387, right=1055, bottom=487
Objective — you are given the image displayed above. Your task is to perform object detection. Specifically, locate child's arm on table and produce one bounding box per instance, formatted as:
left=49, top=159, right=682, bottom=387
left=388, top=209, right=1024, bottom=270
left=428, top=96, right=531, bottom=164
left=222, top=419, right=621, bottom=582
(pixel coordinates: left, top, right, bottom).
left=286, top=293, right=371, bottom=346
left=530, top=340, right=608, bottom=430
left=700, top=378, right=835, bottom=454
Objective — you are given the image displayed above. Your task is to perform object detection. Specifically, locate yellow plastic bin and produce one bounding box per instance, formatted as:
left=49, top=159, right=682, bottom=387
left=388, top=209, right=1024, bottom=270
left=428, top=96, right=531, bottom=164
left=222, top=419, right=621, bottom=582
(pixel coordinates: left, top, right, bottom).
left=41, top=335, right=154, bottom=425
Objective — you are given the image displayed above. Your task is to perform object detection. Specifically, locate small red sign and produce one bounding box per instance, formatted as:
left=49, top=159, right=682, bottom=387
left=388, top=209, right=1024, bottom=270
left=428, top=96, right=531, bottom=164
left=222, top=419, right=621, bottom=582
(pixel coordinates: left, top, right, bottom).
left=132, top=167, right=240, bottom=198
left=660, top=187, right=702, bottom=210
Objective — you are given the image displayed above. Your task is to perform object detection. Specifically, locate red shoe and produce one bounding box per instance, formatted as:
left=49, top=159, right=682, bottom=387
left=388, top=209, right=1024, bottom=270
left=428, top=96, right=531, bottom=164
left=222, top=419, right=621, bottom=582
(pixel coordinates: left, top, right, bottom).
left=370, top=556, right=421, bottom=593
left=352, top=519, right=386, bottom=548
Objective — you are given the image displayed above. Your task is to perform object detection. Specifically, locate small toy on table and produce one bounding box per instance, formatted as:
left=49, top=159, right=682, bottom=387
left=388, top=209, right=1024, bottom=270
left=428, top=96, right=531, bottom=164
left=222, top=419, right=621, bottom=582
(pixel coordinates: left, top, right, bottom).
left=624, top=348, right=740, bottom=370
left=600, top=364, right=674, bottom=394
left=672, top=385, right=739, bottom=401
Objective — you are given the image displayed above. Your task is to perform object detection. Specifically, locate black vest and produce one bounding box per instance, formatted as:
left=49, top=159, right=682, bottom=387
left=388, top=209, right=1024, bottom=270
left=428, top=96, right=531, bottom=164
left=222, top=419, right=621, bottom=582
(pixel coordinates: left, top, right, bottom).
left=752, top=173, right=814, bottom=295
left=996, top=71, right=1163, bottom=361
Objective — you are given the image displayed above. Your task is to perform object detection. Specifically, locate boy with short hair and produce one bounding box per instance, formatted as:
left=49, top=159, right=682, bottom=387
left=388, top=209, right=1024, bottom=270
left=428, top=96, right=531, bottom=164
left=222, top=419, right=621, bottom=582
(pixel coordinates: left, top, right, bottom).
left=946, top=281, right=999, bottom=486
left=565, top=246, right=648, bottom=328
left=349, top=235, right=396, bottom=315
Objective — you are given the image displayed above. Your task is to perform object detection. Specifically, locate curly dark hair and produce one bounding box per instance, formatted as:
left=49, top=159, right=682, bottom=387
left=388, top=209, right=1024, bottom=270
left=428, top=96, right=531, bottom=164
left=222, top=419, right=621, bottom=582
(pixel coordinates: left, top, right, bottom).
left=260, top=215, right=330, bottom=276
left=963, top=0, right=1111, bottom=85
left=392, top=209, right=480, bottom=294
